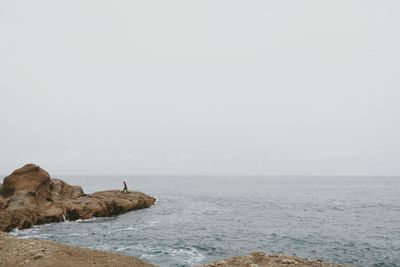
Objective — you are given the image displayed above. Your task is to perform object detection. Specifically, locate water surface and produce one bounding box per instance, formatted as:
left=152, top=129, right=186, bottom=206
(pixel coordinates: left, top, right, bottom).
left=12, top=175, right=400, bottom=267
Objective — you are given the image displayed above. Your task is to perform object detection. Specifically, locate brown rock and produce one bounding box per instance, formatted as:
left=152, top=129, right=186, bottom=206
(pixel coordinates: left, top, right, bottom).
left=198, top=252, right=349, bottom=267
left=50, top=179, right=85, bottom=200
left=0, top=164, right=156, bottom=232
left=0, top=231, right=155, bottom=267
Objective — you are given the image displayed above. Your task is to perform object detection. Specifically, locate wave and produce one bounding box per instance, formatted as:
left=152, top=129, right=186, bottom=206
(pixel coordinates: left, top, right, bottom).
left=75, top=217, right=98, bottom=223
left=97, top=243, right=204, bottom=266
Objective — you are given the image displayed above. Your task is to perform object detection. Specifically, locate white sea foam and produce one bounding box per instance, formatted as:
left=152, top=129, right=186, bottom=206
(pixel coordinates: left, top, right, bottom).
left=10, top=227, right=37, bottom=237
left=132, top=244, right=204, bottom=266
left=75, top=217, right=97, bottom=222
left=18, top=234, right=52, bottom=239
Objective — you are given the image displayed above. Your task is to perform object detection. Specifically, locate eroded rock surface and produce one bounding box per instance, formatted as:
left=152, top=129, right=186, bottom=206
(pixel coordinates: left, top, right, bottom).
left=198, top=252, right=348, bottom=267
left=0, top=164, right=156, bottom=232
left=0, top=232, right=155, bottom=267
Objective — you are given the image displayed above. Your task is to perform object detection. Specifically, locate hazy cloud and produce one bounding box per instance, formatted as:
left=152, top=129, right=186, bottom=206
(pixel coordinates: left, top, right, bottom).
left=1, top=0, right=399, bottom=175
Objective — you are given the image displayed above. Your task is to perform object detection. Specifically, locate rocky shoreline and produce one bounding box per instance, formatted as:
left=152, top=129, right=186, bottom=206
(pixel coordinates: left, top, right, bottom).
left=0, top=164, right=156, bottom=232
left=0, top=231, right=155, bottom=267
left=0, top=164, right=348, bottom=267
left=0, top=232, right=348, bottom=267
left=199, top=252, right=348, bottom=267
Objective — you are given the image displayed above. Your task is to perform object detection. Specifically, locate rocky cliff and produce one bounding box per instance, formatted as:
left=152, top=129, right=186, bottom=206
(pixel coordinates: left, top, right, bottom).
left=0, top=164, right=156, bottom=232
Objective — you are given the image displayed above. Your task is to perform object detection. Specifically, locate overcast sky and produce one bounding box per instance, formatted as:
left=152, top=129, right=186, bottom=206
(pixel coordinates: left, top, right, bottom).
left=1, top=1, right=399, bottom=176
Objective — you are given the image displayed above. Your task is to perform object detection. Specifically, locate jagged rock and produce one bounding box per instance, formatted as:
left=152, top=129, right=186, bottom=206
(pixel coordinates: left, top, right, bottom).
left=0, top=164, right=156, bottom=232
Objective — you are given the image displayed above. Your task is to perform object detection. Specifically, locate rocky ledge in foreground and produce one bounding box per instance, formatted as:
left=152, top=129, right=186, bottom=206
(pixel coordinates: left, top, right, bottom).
left=198, top=252, right=348, bottom=267
left=0, top=233, right=349, bottom=267
left=0, top=164, right=156, bottom=232
left=0, top=231, right=155, bottom=267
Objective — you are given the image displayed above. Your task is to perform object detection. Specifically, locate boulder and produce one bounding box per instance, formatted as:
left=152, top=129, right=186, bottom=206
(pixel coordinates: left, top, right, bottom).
left=0, top=164, right=156, bottom=232
left=2, top=164, right=51, bottom=199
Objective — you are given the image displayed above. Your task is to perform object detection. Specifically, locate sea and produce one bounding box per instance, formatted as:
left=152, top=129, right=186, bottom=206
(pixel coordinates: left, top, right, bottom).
left=11, top=175, right=400, bottom=267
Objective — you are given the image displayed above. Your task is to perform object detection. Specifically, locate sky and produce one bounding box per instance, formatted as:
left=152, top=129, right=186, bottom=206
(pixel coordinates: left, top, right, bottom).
left=1, top=1, right=399, bottom=176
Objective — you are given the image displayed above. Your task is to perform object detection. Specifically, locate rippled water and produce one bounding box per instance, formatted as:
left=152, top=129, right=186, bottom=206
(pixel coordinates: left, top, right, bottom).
left=11, top=176, right=400, bottom=267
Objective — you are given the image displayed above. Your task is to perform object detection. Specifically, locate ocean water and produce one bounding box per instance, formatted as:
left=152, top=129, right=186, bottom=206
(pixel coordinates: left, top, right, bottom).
left=11, top=175, right=400, bottom=267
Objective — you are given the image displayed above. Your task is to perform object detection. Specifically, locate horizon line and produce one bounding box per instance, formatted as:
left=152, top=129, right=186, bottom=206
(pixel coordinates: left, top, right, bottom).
left=1, top=173, right=399, bottom=178
left=53, top=173, right=400, bottom=178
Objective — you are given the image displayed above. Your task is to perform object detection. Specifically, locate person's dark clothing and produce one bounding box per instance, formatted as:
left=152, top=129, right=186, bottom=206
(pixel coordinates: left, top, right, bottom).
left=122, top=181, right=128, bottom=193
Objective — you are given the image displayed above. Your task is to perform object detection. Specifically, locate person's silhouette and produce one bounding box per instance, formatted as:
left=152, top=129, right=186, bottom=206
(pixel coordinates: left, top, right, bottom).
left=122, top=181, right=128, bottom=193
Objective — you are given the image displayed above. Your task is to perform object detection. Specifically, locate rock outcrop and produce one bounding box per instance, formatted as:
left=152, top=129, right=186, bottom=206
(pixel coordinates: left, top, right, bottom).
left=0, top=234, right=350, bottom=267
left=0, top=164, right=156, bottom=232
left=198, top=252, right=348, bottom=267
left=0, top=231, right=156, bottom=267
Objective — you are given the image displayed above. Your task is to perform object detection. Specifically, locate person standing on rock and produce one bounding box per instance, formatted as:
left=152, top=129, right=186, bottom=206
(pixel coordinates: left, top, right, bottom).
left=122, top=181, right=128, bottom=193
